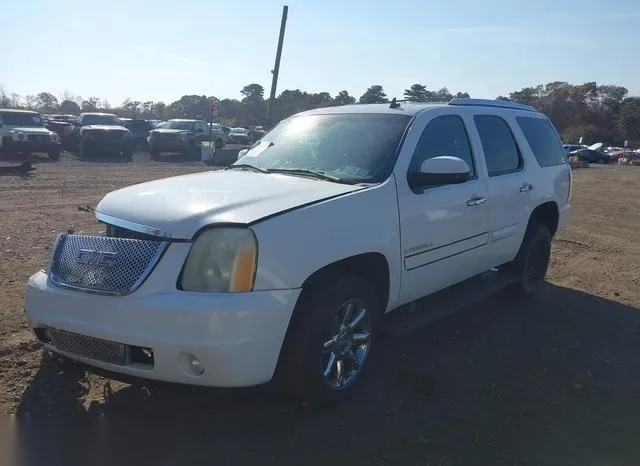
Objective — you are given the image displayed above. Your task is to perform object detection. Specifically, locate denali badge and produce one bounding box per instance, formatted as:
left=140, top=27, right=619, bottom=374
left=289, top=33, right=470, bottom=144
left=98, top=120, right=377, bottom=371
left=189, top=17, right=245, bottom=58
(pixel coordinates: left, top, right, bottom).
left=75, top=249, right=117, bottom=267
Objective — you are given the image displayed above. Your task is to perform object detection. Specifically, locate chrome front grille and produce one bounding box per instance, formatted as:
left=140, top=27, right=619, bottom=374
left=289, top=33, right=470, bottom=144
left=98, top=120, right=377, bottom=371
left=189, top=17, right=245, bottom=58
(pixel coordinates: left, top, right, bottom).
left=27, top=134, right=50, bottom=142
left=49, top=329, right=127, bottom=365
left=48, top=234, right=168, bottom=295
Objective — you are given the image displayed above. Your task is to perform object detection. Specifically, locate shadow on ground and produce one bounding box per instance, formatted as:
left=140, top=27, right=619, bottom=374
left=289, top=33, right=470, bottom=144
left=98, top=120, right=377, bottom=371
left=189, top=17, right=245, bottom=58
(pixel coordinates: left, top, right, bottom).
left=14, top=284, right=640, bottom=466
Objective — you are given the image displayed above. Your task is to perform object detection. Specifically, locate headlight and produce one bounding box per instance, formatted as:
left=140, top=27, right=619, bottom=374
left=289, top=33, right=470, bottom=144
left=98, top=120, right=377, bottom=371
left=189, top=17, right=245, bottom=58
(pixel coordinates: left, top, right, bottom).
left=16, top=132, right=25, bottom=140
left=50, top=133, right=58, bottom=141
left=82, top=132, right=92, bottom=140
left=123, top=131, right=130, bottom=139
left=180, top=228, right=257, bottom=293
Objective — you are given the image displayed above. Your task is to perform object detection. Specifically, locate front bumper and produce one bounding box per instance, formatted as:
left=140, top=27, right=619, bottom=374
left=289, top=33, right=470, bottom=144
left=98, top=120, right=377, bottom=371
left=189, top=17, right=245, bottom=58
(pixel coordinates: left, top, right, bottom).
left=8, top=140, right=59, bottom=153
left=25, top=270, right=300, bottom=387
left=82, top=139, right=130, bottom=152
left=150, top=139, right=190, bottom=152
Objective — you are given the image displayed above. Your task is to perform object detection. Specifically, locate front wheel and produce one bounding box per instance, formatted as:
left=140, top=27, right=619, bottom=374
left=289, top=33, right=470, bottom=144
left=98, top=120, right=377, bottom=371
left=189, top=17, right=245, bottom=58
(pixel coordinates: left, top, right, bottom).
left=277, top=274, right=379, bottom=406
left=122, top=148, right=133, bottom=162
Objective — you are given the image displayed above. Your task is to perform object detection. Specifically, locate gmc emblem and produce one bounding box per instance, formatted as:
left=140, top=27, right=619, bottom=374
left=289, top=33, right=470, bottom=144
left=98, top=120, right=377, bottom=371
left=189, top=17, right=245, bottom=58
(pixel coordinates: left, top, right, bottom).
left=75, top=249, right=117, bottom=267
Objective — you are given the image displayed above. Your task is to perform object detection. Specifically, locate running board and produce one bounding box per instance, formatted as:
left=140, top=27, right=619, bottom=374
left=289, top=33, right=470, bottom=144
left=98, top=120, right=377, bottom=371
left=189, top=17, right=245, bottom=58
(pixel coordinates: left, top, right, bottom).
left=383, top=270, right=520, bottom=335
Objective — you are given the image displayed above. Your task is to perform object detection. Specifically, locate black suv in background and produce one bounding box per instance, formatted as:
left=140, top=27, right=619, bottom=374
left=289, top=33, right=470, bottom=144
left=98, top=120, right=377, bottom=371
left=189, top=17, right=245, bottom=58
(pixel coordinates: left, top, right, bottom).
left=123, top=119, right=155, bottom=150
left=148, top=119, right=208, bottom=160
left=76, top=113, right=133, bottom=161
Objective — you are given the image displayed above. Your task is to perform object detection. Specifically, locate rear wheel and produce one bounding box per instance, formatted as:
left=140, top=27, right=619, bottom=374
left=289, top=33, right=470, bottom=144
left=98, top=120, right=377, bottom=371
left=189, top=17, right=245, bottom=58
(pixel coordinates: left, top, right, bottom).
left=504, top=223, right=551, bottom=296
left=185, top=143, right=200, bottom=161
left=277, top=274, right=378, bottom=406
left=149, top=147, right=160, bottom=160
left=78, top=141, right=89, bottom=159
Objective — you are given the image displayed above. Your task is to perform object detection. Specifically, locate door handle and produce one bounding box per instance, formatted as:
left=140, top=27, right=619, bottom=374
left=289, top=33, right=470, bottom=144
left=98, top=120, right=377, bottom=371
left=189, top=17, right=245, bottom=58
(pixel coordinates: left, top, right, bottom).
left=466, top=196, right=487, bottom=206
left=519, top=182, right=534, bottom=193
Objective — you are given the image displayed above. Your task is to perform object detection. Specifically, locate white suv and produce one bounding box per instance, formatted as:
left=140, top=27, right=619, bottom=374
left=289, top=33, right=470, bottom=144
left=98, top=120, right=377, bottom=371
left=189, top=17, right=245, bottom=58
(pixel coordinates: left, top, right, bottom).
left=24, top=98, right=571, bottom=405
left=1, top=109, right=61, bottom=161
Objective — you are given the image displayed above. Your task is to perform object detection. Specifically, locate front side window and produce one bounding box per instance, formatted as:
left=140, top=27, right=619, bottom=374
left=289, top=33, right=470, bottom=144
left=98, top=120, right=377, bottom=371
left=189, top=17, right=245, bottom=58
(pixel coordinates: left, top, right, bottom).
left=516, top=116, right=567, bottom=167
left=474, top=115, right=522, bottom=176
left=408, top=114, right=475, bottom=177
left=232, top=113, right=411, bottom=184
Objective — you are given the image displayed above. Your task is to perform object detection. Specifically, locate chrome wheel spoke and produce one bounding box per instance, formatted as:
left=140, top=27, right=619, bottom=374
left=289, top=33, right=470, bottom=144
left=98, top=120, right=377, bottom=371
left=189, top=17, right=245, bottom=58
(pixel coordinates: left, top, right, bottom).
left=335, top=359, right=344, bottom=385
left=348, top=309, right=366, bottom=329
left=341, top=302, right=355, bottom=327
left=352, top=331, right=370, bottom=344
left=323, top=352, right=336, bottom=377
left=322, top=337, right=335, bottom=353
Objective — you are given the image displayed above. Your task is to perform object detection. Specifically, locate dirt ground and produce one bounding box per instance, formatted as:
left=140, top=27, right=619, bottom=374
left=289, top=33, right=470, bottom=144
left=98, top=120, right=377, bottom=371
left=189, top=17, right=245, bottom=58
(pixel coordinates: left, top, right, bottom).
left=1, top=153, right=640, bottom=465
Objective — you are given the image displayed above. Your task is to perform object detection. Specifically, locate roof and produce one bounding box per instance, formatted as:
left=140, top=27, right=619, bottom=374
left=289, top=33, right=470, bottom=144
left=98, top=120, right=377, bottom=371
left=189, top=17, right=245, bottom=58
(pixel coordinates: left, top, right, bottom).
left=80, top=112, right=118, bottom=117
left=297, top=98, right=537, bottom=117
left=0, top=108, right=39, bottom=114
left=168, top=119, right=202, bottom=122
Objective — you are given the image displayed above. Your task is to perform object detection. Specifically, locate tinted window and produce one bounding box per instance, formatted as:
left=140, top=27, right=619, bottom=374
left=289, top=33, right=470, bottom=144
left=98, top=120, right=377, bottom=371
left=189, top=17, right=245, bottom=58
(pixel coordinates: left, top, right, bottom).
left=408, top=115, right=475, bottom=177
left=516, top=117, right=567, bottom=167
left=474, top=115, right=521, bottom=176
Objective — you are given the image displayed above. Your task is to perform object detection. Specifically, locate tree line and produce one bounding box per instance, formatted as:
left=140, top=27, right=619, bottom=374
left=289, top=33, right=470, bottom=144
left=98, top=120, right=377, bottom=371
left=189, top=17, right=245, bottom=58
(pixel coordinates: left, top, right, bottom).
left=1, top=81, right=638, bottom=146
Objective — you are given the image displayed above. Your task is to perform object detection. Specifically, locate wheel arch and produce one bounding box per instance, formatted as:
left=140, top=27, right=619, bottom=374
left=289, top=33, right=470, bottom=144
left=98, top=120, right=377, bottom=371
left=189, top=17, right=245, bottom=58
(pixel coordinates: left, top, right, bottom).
left=528, top=201, right=559, bottom=237
left=300, top=252, right=391, bottom=314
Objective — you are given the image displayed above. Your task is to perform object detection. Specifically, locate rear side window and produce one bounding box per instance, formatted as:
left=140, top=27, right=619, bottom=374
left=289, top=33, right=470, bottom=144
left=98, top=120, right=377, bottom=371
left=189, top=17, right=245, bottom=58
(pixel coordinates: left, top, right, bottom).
left=516, top=117, right=567, bottom=167
left=474, top=115, right=522, bottom=176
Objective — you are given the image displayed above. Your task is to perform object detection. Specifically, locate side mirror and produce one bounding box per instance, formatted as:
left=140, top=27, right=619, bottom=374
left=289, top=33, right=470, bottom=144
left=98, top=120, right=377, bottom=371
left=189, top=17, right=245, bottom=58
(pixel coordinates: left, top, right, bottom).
left=237, top=149, right=249, bottom=158
left=408, top=156, right=470, bottom=190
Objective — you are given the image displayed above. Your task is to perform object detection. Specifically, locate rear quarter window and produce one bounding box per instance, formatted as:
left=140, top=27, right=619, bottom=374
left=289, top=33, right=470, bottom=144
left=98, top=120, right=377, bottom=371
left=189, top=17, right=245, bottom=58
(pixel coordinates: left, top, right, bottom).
left=516, top=117, right=567, bottom=167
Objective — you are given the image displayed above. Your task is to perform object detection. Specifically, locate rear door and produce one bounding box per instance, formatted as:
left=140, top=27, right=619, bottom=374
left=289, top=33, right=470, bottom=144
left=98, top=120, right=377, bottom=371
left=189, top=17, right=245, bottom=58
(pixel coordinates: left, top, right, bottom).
left=469, top=113, right=530, bottom=267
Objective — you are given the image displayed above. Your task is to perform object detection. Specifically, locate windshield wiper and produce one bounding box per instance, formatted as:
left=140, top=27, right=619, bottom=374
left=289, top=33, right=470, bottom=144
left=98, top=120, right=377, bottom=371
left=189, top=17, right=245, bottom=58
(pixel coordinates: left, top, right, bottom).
left=268, top=168, right=342, bottom=182
left=227, top=163, right=270, bottom=173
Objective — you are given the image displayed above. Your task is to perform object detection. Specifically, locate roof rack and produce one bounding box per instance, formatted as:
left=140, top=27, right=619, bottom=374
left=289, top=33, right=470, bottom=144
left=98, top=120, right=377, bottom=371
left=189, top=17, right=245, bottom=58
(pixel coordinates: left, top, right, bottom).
left=448, top=98, right=535, bottom=112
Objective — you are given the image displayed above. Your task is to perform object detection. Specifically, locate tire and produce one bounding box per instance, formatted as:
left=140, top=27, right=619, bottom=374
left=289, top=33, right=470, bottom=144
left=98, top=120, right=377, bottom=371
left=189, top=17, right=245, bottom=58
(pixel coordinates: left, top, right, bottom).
left=504, top=222, right=551, bottom=296
left=276, top=274, right=379, bottom=406
left=149, top=147, right=160, bottom=160
left=122, top=148, right=133, bottom=162
left=48, top=147, right=61, bottom=162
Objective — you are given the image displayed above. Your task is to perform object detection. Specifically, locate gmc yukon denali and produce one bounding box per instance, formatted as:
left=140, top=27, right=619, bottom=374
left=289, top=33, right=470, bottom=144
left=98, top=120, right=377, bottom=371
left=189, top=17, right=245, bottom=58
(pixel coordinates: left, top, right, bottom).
left=25, top=99, right=571, bottom=405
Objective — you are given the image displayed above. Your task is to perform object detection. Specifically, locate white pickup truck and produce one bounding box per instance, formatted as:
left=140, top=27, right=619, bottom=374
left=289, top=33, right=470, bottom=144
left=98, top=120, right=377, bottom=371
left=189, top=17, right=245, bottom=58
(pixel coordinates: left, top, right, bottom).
left=25, top=98, right=571, bottom=405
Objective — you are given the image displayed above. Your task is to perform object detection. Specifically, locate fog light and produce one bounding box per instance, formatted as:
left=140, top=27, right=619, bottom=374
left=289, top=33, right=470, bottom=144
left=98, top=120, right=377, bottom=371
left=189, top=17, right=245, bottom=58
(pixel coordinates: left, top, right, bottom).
left=189, top=355, right=204, bottom=375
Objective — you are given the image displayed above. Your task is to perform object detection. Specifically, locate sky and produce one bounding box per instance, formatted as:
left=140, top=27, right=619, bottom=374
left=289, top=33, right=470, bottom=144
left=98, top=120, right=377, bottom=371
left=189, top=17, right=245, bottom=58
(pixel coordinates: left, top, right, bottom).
left=2, top=0, right=639, bottom=106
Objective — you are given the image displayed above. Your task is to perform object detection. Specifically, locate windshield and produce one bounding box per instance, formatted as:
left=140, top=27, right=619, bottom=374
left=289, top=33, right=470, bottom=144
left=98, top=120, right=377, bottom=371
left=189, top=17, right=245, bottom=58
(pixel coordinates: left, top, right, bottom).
left=231, top=128, right=248, bottom=133
left=232, top=113, right=410, bottom=183
left=82, top=114, right=121, bottom=126
left=2, top=112, right=44, bottom=127
left=165, top=120, right=195, bottom=130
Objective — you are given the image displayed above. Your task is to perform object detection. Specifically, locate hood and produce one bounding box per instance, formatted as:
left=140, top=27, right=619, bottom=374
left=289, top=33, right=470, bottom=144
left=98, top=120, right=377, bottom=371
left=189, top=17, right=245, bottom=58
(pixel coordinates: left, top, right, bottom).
left=82, top=125, right=127, bottom=131
left=96, top=170, right=364, bottom=239
left=11, top=127, right=53, bottom=134
left=153, top=128, right=191, bottom=134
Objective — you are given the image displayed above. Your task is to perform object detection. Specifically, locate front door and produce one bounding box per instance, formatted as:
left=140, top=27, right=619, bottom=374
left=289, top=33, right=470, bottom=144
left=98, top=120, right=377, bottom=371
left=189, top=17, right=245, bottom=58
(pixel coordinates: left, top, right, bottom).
left=395, top=110, right=490, bottom=305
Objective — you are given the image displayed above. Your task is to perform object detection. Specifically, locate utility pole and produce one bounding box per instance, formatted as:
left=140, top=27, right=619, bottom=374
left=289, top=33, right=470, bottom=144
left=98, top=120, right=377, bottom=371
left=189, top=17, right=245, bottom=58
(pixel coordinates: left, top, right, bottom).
left=266, top=5, right=288, bottom=126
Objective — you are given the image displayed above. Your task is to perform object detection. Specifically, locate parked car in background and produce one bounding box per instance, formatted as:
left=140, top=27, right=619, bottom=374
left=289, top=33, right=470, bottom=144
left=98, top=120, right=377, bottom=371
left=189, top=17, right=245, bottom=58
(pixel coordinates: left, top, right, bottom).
left=207, top=123, right=228, bottom=149
left=0, top=109, right=61, bottom=161
left=563, top=144, right=586, bottom=154
left=570, top=148, right=610, bottom=164
left=148, top=119, right=209, bottom=160
left=123, top=119, right=155, bottom=150
left=76, top=113, right=133, bottom=161
left=228, top=127, right=251, bottom=145
left=44, top=118, right=75, bottom=152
